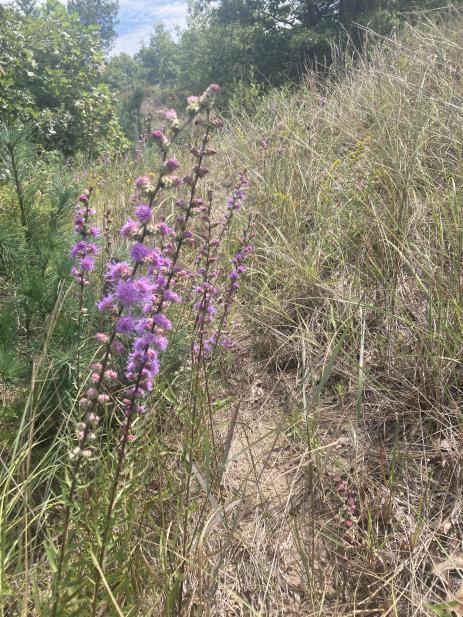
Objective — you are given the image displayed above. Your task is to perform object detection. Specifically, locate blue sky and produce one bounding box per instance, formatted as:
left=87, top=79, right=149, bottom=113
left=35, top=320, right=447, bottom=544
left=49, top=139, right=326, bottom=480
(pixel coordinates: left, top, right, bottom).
left=113, top=0, right=188, bottom=56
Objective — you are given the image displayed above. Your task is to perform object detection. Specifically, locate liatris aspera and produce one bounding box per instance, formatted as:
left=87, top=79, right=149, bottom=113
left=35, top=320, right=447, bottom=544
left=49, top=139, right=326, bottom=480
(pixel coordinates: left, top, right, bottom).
left=50, top=84, right=224, bottom=617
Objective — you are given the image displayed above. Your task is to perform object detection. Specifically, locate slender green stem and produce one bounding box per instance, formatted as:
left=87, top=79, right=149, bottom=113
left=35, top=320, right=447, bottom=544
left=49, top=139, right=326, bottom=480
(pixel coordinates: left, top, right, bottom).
left=50, top=461, right=82, bottom=617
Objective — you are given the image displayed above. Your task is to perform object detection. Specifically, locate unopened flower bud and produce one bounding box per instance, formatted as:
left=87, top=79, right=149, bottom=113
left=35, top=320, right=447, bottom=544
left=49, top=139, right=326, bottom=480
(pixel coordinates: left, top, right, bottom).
left=95, top=332, right=109, bottom=344
left=151, top=129, right=168, bottom=147
left=87, top=387, right=98, bottom=400
left=86, top=412, right=99, bottom=425
left=194, top=166, right=209, bottom=178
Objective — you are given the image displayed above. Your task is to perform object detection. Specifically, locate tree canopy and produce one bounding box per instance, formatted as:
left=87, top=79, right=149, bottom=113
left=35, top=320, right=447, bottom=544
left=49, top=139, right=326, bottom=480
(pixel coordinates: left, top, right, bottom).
left=112, top=0, right=463, bottom=97
left=0, top=0, right=124, bottom=154
left=67, top=0, right=119, bottom=50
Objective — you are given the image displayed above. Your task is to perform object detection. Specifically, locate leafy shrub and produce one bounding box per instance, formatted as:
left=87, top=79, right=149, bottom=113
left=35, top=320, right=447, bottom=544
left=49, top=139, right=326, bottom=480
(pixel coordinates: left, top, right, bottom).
left=0, top=1, right=125, bottom=156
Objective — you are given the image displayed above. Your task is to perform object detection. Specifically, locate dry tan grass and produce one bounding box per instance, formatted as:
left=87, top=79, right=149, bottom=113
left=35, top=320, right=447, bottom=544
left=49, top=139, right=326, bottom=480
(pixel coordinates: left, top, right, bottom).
left=159, top=13, right=463, bottom=617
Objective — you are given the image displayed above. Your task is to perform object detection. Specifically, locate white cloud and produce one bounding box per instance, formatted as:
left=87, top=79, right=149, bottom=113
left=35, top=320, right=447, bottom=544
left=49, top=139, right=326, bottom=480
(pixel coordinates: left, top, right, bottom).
left=112, top=24, right=152, bottom=55
left=112, top=0, right=188, bottom=56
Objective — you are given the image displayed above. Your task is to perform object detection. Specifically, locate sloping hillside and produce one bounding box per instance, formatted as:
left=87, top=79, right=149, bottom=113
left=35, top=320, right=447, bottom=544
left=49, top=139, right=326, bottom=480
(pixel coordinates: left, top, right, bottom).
left=199, top=14, right=463, bottom=615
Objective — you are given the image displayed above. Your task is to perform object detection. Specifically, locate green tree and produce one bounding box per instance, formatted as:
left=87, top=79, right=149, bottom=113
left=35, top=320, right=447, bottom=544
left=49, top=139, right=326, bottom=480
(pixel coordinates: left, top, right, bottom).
left=137, top=23, right=180, bottom=86
left=11, top=0, right=38, bottom=16
left=104, top=53, right=139, bottom=94
left=184, top=0, right=463, bottom=89
left=0, top=0, right=125, bottom=155
left=67, top=0, right=119, bottom=50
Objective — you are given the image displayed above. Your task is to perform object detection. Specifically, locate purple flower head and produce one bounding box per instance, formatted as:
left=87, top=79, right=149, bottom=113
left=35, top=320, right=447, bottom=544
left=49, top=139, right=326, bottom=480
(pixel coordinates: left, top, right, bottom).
left=163, top=290, right=181, bottom=304
left=186, top=95, right=200, bottom=114
left=153, top=274, right=167, bottom=290
left=134, top=276, right=155, bottom=300
left=145, top=248, right=164, bottom=268
left=80, top=256, right=95, bottom=271
left=130, top=242, right=151, bottom=263
left=134, top=332, right=157, bottom=351
left=163, top=108, right=178, bottom=123
left=152, top=129, right=168, bottom=146
left=111, top=340, right=125, bottom=355
left=135, top=203, right=152, bottom=224
left=105, top=261, right=132, bottom=283
left=154, top=335, right=168, bottom=351
left=79, top=194, right=89, bottom=203
left=153, top=313, right=172, bottom=331
left=133, top=318, right=149, bottom=334
left=221, top=337, right=234, bottom=350
left=156, top=222, right=173, bottom=237
left=227, top=174, right=248, bottom=211
left=115, top=280, right=140, bottom=307
left=71, top=240, right=89, bottom=258
left=89, top=226, right=100, bottom=238
left=165, top=158, right=180, bottom=172
left=135, top=176, right=151, bottom=188
left=97, top=294, right=116, bottom=313
left=120, top=218, right=140, bottom=239
left=116, top=315, right=136, bottom=334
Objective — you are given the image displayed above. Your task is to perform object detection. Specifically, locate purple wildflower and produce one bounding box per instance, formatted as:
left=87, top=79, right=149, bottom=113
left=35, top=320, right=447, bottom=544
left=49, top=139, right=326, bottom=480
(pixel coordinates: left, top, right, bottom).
left=151, top=129, right=168, bottom=146
left=105, top=261, right=132, bottom=283
left=165, top=158, right=180, bottom=172
left=115, top=281, right=140, bottom=307
left=153, top=314, right=172, bottom=331
left=116, top=315, right=136, bottom=334
left=156, top=222, right=173, bottom=236
left=80, top=256, right=95, bottom=271
left=130, top=242, right=151, bottom=262
left=120, top=218, right=140, bottom=239
left=135, top=176, right=151, bottom=188
left=135, top=203, right=152, bottom=224
left=71, top=240, right=89, bottom=257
